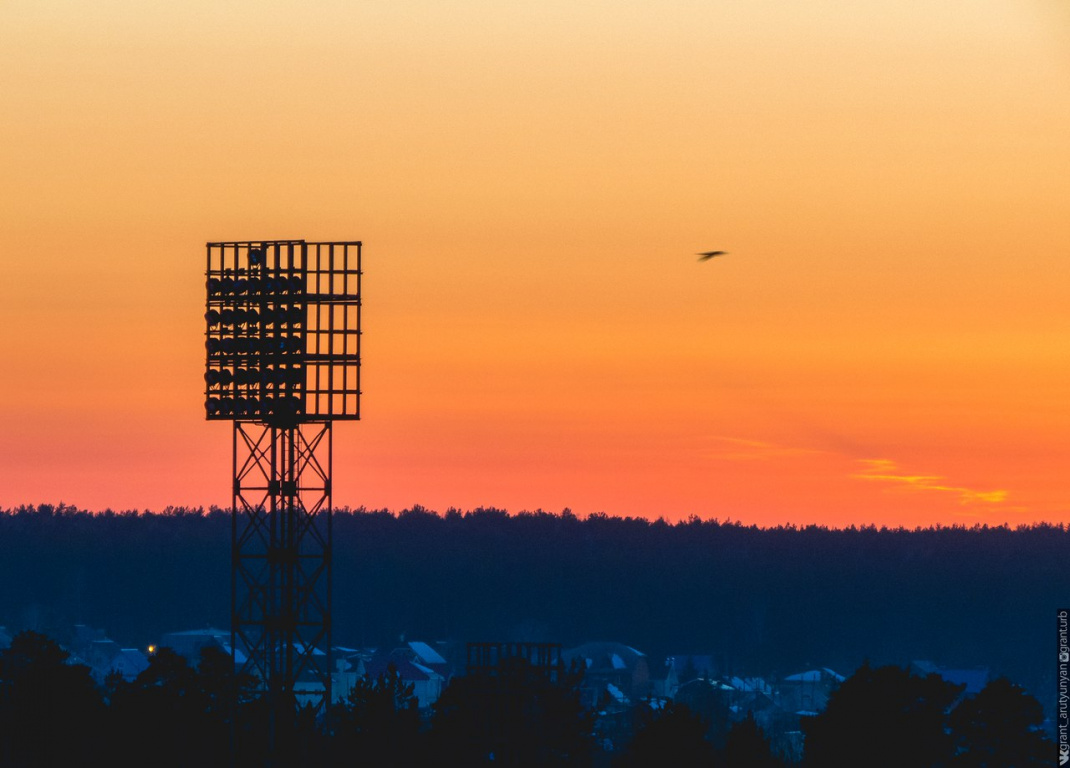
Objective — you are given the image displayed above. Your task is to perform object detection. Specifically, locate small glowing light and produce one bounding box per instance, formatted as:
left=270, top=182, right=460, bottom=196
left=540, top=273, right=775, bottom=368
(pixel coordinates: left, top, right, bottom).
left=147, top=645, right=156, bottom=654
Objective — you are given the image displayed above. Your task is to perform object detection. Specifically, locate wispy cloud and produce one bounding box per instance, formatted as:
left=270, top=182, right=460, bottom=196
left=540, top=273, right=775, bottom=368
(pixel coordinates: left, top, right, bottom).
left=704, top=436, right=827, bottom=462
left=852, top=459, right=1008, bottom=505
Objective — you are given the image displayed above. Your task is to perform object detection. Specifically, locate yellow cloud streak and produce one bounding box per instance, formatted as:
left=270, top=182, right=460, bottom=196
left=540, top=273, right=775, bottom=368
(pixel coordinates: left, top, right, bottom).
left=853, top=459, right=1008, bottom=505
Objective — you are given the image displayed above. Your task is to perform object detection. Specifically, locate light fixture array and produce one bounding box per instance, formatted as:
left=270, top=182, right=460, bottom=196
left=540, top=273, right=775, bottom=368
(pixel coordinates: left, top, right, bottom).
left=205, top=240, right=361, bottom=423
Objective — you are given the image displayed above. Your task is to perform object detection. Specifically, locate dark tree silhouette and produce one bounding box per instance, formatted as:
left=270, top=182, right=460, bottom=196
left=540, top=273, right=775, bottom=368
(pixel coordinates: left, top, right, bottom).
left=673, top=678, right=732, bottom=749
left=948, top=677, right=1051, bottom=767
left=107, top=645, right=266, bottom=768
left=197, top=645, right=268, bottom=768
left=614, top=702, right=716, bottom=768
left=0, top=505, right=1063, bottom=717
left=802, top=664, right=963, bottom=768
left=0, top=630, right=106, bottom=767
left=329, top=664, right=423, bottom=767
left=108, top=647, right=214, bottom=768
left=430, top=657, right=593, bottom=767
left=721, top=712, right=784, bottom=768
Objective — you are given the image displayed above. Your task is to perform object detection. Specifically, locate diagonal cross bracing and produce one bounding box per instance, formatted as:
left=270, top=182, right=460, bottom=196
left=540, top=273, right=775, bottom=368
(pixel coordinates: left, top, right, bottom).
left=232, top=421, right=333, bottom=719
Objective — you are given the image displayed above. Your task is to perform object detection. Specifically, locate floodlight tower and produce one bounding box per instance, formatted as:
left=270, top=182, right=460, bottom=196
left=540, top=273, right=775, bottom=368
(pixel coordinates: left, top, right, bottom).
left=204, top=240, right=361, bottom=748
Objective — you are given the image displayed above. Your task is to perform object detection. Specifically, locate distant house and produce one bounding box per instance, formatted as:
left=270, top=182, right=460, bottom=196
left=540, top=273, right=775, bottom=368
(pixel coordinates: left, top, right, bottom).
left=727, top=676, right=774, bottom=696
left=332, top=642, right=447, bottom=709
left=648, top=657, right=679, bottom=698
left=404, top=640, right=452, bottom=680
left=102, top=648, right=150, bottom=682
left=362, top=654, right=445, bottom=709
left=84, top=639, right=121, bottom=672
left=563, top=641, right=651, bottom=706
left=675, top=677, right=734, bottom=714
left=158, top=627, right=247, bottom=667
left=722, top=677, right=783, bottom=732
left=778, top=668, right=845, bottom=713
left=668, top=654, right=719, bottom=685
left=332, top=648, right=370, bottom=704
left=64, top=625, right=149, bottom=683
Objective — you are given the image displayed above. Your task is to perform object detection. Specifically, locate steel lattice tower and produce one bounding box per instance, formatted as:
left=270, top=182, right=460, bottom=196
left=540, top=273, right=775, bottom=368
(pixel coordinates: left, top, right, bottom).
left=204, top=240, right=361, bottom=755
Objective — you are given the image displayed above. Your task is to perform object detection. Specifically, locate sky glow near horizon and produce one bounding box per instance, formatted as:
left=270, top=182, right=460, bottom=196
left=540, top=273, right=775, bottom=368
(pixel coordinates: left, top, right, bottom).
left=0, top=0, right=1068, bottom=527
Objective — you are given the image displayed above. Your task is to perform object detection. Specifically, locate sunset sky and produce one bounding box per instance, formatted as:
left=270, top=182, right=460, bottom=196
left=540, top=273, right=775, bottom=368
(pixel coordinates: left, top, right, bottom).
left=1, top=0, right=1068, bottom=527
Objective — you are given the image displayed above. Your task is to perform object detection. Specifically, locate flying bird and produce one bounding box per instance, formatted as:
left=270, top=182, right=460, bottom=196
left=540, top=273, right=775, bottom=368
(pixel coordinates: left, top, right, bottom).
left=696, top=251, right=727, bottom=262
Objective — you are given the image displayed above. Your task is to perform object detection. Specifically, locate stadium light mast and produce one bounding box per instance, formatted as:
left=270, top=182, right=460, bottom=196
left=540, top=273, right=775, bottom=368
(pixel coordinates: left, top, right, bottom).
left=204, top=240, right=361, bottom=757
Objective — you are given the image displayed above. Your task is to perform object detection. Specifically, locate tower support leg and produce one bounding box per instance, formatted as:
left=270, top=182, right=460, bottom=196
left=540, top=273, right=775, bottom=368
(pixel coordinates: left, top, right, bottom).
left=231, top=421, right=333, bottom=760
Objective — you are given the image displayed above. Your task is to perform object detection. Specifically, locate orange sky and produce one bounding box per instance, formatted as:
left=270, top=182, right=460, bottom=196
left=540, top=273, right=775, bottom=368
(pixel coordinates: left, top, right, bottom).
left=1, top=0, right=1068, bottom=527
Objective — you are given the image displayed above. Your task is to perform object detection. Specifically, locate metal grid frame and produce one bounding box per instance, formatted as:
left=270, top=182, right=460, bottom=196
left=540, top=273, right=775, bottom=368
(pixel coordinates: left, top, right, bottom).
left=304, top=241, right=362, bottom=421
left=205, top=240, right=361, bottom=423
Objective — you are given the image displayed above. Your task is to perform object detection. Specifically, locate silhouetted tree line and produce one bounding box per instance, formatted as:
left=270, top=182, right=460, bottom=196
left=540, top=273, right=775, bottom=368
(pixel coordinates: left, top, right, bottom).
left=0, top=630, right=1052, bottom=767
left=0, top=504, right=1063, bottom=697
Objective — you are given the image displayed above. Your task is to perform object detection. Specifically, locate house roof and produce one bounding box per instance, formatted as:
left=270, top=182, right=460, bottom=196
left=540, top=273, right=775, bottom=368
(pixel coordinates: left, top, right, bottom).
left=220, top=643, right=248, bottom=666
left=407, top=641, right=447, bottom=666
left=783, top=668, right=845, bottom=683
left=363, top=657, right=442, bottom=683
left=677, top=677, right=734, bottom=694
left=109, top=649, right=150, bottom=680
left=729, top=676, right=773, bottom=695
left=563, top=642, right=647, bottom=673
left=606, top=683, right=628, bottom=704
left=162, top=627, right=230, bottom=638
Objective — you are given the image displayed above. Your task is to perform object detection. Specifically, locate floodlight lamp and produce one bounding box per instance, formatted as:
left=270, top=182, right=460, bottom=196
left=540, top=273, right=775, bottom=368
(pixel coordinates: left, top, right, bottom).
left=232, top=308, right=257, bottom=326
left=279, top=395, right=303, bottom=415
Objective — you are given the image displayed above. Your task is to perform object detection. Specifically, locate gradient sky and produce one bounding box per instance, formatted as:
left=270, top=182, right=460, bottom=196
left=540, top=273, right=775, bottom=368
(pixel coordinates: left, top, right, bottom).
left=1, top=0, right=1068, bottom=527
